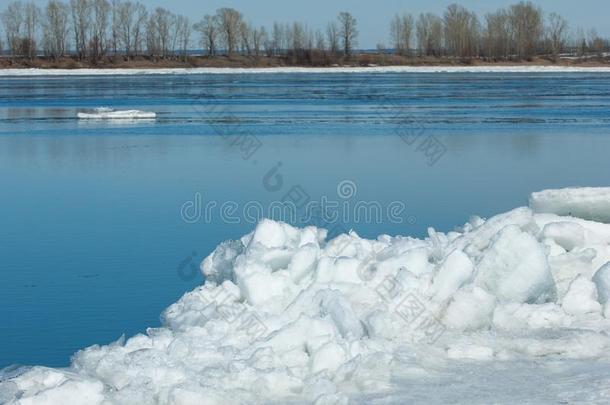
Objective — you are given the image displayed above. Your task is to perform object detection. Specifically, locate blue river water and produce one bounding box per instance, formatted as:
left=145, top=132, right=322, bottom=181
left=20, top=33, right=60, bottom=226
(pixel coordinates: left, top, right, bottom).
left=1, top=72, right=609, bottom=367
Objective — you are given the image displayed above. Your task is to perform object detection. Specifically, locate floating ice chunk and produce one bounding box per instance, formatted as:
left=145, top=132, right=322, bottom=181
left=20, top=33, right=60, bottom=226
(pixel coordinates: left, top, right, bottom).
left=263, top=316, right=336, bottom=354
left=250, top=218, right=298, bottom=248
left=201, top=240, right=244, bottom=284
left=3, top=367, right=105, bottom=405
left=77, top=107, right=156, bottom=120
left=363, top=310, right=400, bottom=339
left=592, top=262, right=610, bottom=304
left=310, top=342, right=347, bottom=373
left=443, top=286, right=496, bottom=330
left=376, top=247, right=433, bottom=277
left=240, top=269, right=293, bottom=306
left=548, top=248, right=597, bottom=299
left=561, top=276, right=602, bottom=316
left=254, top=372, right=303, bottom=397
left=493, top=302, right=568, bottom=330
left=451, top=207, right=537, bottom=257
left=315, top=256, right=364, bottom=284
left=430, top=249, right=474, bottom=302
left=316, top=290, right=365, bottom=340
left=530, top=187, right=610, bottom=223
left=287, top=243, right=319, bottom=283
left=475, top=225, right=556, bottom=303
left=541, top=221, right=586, bottom=251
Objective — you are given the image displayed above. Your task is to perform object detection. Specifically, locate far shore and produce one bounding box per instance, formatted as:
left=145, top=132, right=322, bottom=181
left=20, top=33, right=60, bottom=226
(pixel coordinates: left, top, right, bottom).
left=1, top=54, right=610, bottom=72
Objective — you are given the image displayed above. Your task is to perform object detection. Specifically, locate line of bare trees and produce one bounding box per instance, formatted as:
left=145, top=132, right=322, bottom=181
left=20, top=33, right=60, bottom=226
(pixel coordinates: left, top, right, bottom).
left=0, top=0, right=194, bottom=61
left=193, top=8, right=358, bottom=65
left=389, top=2, right=608, bottom=60
left=1, top=0, right=608, bottom=64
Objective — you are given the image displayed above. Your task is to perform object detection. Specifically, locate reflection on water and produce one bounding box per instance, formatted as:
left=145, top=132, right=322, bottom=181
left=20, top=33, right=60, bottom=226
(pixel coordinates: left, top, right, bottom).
left=0, top=72, right=609, bottom=368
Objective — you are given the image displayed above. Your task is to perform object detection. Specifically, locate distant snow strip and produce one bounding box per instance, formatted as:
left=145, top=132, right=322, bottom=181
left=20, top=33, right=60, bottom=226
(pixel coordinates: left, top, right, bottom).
left=2, top=65, right=610, bottom=76
left=3, top=187, right=610, bottom=404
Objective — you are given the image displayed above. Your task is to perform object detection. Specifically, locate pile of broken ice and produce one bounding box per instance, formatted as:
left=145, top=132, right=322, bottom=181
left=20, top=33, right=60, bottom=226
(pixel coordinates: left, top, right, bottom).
left=2, top=187, right=610, bottom=404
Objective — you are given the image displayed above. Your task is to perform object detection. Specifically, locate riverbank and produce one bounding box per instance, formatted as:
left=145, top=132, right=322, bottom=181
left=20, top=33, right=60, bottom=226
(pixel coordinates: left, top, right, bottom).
left=1, top=54, right=609, bottom=72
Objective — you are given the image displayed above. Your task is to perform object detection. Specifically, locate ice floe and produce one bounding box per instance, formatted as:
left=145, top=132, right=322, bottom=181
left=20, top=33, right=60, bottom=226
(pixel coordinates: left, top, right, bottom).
left=530, top=187, right=610, bottom=223
left=2, top=187, right=610, bottom=404
left=77, top=107, right=156, bottom=120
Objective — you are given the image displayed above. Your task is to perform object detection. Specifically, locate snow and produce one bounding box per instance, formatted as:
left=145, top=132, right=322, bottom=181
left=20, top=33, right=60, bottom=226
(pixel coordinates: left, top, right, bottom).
left=593, top=262, right=610, bottom=304
left=2, top=187, right=610, bottom=404
left=474, top=225, right=556, bottom=304
left=530, top=187, right=610, bottom=223
left=2, top=66, right=610, bottom=77
left=561, top=276, right=602, bottom=315
left=77, top=107, right=156, bottom=120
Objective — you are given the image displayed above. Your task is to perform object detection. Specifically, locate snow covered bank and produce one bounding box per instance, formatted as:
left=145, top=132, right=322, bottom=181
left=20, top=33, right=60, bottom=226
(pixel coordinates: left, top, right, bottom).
left=2, top=65, right=610, bottom=76
left=77, top=108, right=156, bottom=120
left=2, top=187, right=610, bottom=404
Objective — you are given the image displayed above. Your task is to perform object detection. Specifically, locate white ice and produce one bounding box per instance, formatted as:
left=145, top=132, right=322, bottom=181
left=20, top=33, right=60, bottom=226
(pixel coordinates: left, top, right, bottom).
left=77, top=107, right=156, bottom=120
left=2, top=187, right=610, bottom=404
left=530, top=187, right=610, bottom=223
left=2, top=66, right=610, bottom=77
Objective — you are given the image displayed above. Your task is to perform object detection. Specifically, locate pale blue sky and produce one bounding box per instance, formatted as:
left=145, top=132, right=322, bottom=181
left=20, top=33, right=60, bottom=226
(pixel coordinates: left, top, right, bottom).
left=28, top=0, right=610, bottom=48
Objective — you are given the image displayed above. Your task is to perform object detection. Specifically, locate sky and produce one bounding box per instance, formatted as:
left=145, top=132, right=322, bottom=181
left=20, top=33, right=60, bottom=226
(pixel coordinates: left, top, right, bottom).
left=25, top=0, right=610, bottom=48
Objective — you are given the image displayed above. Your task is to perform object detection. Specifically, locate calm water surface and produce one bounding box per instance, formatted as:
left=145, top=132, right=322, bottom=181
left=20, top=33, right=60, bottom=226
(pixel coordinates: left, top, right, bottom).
left=1, top=72, right=609, bottom=367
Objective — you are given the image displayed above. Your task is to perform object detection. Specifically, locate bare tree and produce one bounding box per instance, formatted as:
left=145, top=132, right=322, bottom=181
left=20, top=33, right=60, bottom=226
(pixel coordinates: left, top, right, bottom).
left=194, top=14, right=218, bottom=56
left=326, top=21, right=339, bottom=55
left=169, top=12, right=181, bottom=56
left=546, top=12, right=568, bottom=58
left=115, top=1, right=146, bottom=57
left=337, top=12, right=357, bottom=56
left=315, top=29, right=326, bottom=51
left=116, top=0, right=135, bottom=55
left=250, top=25, right=266, bottom=57
left=175, top=15, right=189, bottom=60
left=89, top=0, right=110, bottom=61
left=588, top=29, right=606, bottom=57
left=291, top=22, right=305, bottom=53
left=239, top=21, right=251, bottom=55
left=22, top=2, right=40, bottom=58
left=132, top=2, right=146, bottom=55
left=145, top=13, right=157, bottom=55
left=416, top=13, right=443, bottom=56
left=509, top=1, right=543, bottom=59
left=443, top=4, right=479, bottom=58
left=153, top=7, right=172, bottom=57
left=390, top=13, right=414, bottom=56
left=216, top=7, right=241, bottom=55
left=110, top=0, right=118, bottom=54
left=70, top=0, right=91, bottom=59
left=484, top=9, right=510, bottom=59
left=43, top=0, right=69, bottom=58
left=1, top=1, right=24, bottom=56
left=270, top=22, right=283, bottom=55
